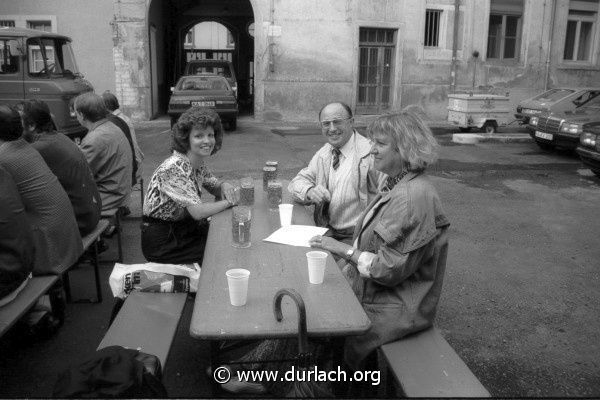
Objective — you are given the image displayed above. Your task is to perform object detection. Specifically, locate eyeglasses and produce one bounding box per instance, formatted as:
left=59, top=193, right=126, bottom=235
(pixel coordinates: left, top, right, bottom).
left=320, top=117, right=352, bottom=129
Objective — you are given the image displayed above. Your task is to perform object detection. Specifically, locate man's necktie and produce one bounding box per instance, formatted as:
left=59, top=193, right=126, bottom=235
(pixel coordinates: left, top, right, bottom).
left=332, top=148, right=341, bottom=170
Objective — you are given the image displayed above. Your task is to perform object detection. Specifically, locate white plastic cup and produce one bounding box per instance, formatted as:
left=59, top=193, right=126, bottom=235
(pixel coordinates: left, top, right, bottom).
left=306, top=251, right=328, bottom=284
left=278, top=204, right=294, bottom=227
left=226, top=268, right=250, bottom=306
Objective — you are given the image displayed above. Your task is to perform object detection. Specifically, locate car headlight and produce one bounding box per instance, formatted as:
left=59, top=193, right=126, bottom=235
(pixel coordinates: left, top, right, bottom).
left=530, top=117, right=538, bottom=126
left=580, top=132, right=597, bottom=148
left=560, top=123, right=582, bottom=134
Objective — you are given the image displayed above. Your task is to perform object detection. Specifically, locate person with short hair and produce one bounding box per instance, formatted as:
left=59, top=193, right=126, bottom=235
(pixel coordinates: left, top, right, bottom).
left=141, top=107, right=239, bottom=264
left=74, top=92, right=133, bottom=212
left=19, top=99, right=102, bottom=235
left=0, top=105, right=82, bottom=276
left=288, top=102, right=385, bottom=244
left=101, top=91, right=144, bottom=185
left=309, top=110, right=450, bottom=371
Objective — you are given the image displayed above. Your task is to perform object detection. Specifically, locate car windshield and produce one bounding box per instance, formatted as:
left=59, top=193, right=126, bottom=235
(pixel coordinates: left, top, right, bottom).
left=188, top=64, right=232, bottom=78
left=532, top=89, right=575, bottom=102
left=177, top=76, right=230, bottom=91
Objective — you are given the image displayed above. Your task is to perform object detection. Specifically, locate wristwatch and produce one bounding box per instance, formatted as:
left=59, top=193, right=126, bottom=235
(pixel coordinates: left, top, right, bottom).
left=345, top=247, right=356, bottom=260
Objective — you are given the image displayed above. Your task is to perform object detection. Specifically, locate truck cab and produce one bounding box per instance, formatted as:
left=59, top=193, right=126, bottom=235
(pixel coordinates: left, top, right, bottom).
left=0, top=27, right=93, bottom=139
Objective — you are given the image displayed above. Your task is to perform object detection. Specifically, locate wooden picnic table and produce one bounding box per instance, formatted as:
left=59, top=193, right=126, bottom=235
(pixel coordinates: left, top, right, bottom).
left=189, top=179, right=371, bottom=341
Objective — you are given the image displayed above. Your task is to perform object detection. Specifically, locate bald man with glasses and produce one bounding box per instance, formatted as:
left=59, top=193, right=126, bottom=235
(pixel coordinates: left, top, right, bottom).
left=288, top=102, right=385, bottom=244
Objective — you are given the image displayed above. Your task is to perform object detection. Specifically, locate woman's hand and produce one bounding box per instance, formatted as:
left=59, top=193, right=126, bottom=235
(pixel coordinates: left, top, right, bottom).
left=221, top=182, right=240, bottom=206
left=309, top=235, right=346, bottom=257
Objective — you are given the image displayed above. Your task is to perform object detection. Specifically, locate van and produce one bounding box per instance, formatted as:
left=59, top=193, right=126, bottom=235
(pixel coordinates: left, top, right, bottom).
left=0, top=27, right=93, bottom=139
left=184, top=59, right=237, bottom=98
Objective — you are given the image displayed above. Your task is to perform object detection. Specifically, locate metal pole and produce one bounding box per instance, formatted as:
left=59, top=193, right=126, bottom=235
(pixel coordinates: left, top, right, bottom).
left=544, top=0, right=557, bottom=91
left=450, top=0, right=461, bottom=93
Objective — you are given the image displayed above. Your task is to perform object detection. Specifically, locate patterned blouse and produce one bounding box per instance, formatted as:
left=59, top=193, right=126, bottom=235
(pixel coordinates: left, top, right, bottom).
left=143, top=151, right=222, bottom=221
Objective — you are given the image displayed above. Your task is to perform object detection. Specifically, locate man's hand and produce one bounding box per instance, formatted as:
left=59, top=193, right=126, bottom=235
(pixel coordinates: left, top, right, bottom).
left=306, top=185, right=331, bottom=204
left=221, top=182, right=240, bottom=206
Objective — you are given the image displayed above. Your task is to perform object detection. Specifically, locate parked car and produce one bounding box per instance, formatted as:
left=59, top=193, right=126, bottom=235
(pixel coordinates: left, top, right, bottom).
left=184, top=59, right=237, bottom=98
left=576, top=122, right=600, bottom=178
left=0, top=27, right=93, bottom=140
left=167, top=74, right=238, bottom=130
left=528, top=95, right=600, bottom=151
left=516, top=87, right=600, bottom=125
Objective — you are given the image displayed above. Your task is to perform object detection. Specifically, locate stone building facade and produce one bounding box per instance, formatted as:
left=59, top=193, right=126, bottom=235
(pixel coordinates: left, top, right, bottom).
left=2, top=0, right=599, bottom=122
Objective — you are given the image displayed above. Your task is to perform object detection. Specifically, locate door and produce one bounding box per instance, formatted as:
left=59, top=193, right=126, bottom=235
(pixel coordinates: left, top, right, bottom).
left=0, top=37, right=24, bottom=105
left=356, top=28, right=396, bottom=115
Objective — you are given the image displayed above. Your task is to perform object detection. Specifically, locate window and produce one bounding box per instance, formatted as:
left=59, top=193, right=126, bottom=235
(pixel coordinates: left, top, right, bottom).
left=27, top=20, right=52, bottom=32
left=487, top=0, right=523, bottom=60
left=0, top=20, right=15, bottom=27
left=424, top=9, right=442, bottom=47
left=226, top=31, right=235, bottom=48
left=0, top=39, right=19, bottom=74
left=357, top=28, right=396, bottom=114
left=563, top=1, right=598, bottom=62
left=184, top=30, right=194, bottom=47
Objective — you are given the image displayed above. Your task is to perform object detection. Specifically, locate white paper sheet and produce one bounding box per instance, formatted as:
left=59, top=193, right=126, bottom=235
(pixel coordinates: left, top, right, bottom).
left=263, top=225, right=329, bottom=247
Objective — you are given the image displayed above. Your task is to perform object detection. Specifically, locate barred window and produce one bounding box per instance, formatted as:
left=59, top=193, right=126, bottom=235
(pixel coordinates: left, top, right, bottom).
left=424, top=9, right=442, bottom=47
left=27, top=20, right=52, bottom=32
left=0, top=20, right=15, bottom=27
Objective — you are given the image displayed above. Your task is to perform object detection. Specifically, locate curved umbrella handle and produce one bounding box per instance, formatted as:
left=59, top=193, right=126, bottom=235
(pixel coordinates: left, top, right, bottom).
left=273, top=288, right=308, bottom=354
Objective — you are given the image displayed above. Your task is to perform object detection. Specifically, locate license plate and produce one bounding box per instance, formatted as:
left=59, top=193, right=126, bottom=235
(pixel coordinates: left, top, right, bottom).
left=191, top=101, right=215, bottom=107
left=535, top=131, right=553, bottom=140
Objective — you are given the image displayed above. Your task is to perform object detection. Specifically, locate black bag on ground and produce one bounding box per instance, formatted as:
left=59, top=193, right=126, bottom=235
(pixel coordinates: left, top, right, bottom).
left=52, top=345, right=167, bottom=398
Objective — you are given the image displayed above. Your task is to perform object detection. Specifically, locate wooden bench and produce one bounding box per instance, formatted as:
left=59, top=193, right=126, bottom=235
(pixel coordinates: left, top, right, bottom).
left=0, top=275, right=58, bottom=338
left=379, top=327, right=491, bottom=398
left=62, top=219, right=110, bottom=304
left=97, top=291, right=187, bottom=371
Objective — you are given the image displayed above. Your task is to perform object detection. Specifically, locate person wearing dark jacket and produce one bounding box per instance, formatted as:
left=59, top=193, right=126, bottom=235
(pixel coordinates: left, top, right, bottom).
left=19, top=99, right=102, bottom=235
left=0, top=165, right=34, bottom=307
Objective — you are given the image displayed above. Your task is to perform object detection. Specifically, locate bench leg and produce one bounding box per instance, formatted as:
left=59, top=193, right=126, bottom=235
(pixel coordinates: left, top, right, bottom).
left=63, top=272, right=72, bottom=303
left=116, top=211, right=123, bottom=263
left=92, top=239, right=103, bottom=303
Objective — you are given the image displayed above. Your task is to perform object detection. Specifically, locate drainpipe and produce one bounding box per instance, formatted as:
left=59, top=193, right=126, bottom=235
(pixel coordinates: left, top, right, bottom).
left=268, top=0, right=275, bottom=73
left=544, top=0, right=557, bottom=91
left=450, top=0, right=460, bottom=93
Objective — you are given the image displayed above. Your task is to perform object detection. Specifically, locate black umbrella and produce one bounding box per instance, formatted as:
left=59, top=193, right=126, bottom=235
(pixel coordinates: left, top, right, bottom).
left=273, top=288, right=333, bottom=398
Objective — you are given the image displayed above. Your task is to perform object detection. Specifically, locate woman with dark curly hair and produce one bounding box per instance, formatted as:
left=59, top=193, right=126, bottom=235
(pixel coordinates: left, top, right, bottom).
left=141, top=107, right=239, bottom=264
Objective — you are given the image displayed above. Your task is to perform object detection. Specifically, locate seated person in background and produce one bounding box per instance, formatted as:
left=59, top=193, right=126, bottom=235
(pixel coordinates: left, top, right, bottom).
left=74, top=92, right=133, bottom=212
left=309, top=110, right=450, bottom=371
left=101, top=91, right=144, bottom=187
left=288, top=102, right=385, bottom=244
left=0, top=105, right=82, bottom=276
left=18, top=99, right=102, bottom=235
left=0, top=165, right=35, bottom=307
left=141, top=107, right=239, bottom=265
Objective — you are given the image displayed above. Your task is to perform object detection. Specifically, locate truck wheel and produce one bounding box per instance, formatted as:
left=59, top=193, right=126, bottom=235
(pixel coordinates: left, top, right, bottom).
left=229, top=119, right=237, bottom=131
left=459, top=127, right=472, bottom=133
left=482, top=121, right=497, bottom=134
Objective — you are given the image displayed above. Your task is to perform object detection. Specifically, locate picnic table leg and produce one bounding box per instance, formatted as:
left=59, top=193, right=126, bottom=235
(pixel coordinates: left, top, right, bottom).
left=92, top=238, right=102, bottom=303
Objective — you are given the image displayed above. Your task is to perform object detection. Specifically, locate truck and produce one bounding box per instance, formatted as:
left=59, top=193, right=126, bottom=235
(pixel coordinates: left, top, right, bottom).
left=0, top=27, right=93, bottom=139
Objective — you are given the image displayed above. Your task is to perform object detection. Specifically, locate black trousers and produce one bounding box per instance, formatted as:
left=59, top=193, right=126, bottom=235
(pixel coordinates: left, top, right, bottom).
left=141, top=216, right=209, bottom=265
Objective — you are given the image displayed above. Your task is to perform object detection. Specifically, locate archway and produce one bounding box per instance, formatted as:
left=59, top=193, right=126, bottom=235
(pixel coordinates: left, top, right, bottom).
left=147, top=0, right=255, bottom=118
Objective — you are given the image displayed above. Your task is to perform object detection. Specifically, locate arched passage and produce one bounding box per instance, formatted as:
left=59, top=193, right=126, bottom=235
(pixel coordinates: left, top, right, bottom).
left=147, top=0, right=255, bottom=118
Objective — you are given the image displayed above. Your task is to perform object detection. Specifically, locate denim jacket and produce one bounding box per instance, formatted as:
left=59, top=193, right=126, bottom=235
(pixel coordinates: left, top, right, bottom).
left=342, top=171, right=450, bottom=369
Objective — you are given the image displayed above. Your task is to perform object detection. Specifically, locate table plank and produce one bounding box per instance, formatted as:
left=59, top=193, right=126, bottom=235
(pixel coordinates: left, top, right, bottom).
left=190, top=180, right=371, bottom=340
